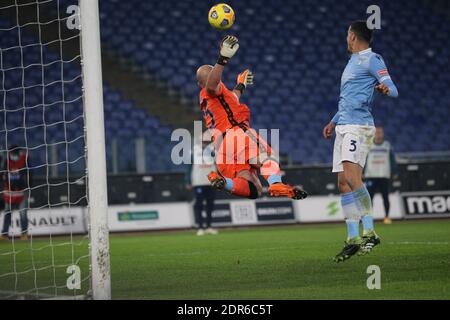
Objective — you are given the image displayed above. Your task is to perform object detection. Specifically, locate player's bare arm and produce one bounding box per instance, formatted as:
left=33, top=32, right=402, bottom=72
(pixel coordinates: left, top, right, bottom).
left=205, top=64, right=224, bottom=95
left=205, top=35, right=239, bottom=95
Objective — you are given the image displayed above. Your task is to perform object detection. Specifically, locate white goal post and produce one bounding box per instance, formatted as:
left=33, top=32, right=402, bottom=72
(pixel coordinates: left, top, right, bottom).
left=0, top=0, right=110, bottom=300
left=80, top=0, right=111, bottom=300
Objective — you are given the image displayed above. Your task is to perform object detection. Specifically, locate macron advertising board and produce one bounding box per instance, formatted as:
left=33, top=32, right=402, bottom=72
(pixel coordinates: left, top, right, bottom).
left=401, top=191, right=450, bottom=218
left=7, top=190, right=447, bottom=236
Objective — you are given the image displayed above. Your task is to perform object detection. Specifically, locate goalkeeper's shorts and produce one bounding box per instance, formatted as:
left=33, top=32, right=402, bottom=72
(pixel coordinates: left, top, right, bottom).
left=215, top=126, right=273, bottom=179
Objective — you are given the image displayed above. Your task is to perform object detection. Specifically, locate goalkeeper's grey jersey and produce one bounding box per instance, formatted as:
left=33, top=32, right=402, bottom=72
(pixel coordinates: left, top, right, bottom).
left=365, top=141, right=393, bottom=179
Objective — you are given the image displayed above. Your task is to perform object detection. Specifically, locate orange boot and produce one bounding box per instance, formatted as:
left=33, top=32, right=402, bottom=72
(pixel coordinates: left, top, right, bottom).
left=268, top=183, right=308, bottom=200
left=207, top=171, right=226, bottom=190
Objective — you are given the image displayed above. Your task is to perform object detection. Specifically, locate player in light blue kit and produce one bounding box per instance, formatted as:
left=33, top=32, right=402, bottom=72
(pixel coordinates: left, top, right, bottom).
left=322, top=21, right=398, bottom=262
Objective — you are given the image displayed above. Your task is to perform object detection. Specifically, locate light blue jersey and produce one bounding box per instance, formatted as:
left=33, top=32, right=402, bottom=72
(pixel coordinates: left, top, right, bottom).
left=331, top=48, right=398, bottom=126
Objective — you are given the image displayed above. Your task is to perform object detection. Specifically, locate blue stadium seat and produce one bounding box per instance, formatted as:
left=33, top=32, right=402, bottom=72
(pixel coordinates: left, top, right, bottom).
left=1, top=0, right=449, bottom=173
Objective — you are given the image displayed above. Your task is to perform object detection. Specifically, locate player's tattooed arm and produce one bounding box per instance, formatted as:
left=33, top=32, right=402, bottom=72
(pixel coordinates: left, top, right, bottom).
left=206, top=64, right=224, bottom=96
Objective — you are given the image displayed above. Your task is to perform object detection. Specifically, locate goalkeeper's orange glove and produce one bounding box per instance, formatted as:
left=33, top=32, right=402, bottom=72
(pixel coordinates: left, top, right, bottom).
left=234, top=69, right=253, bottom=94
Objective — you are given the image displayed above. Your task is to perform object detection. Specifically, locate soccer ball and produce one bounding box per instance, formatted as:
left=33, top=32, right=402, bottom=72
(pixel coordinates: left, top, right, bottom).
left=208, top=3, right=235, bottom=30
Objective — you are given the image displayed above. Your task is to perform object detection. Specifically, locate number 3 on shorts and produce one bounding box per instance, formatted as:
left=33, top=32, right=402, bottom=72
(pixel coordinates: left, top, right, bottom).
left=349, top=140, right=357, bottom=152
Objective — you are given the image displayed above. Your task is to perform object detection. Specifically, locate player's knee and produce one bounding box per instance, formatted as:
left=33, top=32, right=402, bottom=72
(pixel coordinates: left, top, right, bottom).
left=248, top=154, right=261, bottom=168
left=247, top=181, right=260, bottom=199
left=260, top=153, right=279, bottom=165
left=257, top=153, right=269, bottom=165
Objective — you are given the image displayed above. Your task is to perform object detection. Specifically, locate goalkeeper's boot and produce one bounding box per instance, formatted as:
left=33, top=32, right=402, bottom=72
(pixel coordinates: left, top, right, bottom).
left=333, top=237, right=363, bottom=263
left=360, top=230, right=381, bottom=255
left=208, top=171, right=225, bottom=191
left=268, top=183, right=308, bottom=200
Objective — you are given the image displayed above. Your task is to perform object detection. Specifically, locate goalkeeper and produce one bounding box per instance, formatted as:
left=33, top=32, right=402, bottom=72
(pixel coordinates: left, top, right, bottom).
left=196, top=36, right=307, bottom=200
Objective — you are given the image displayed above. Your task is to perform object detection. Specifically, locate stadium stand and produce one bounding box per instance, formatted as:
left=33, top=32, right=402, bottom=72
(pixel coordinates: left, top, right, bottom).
left=99, top=0, right=450, bottom=165
left=0, top=24, right=176, bottom=174
left=1, top=0, right=449, bottom=174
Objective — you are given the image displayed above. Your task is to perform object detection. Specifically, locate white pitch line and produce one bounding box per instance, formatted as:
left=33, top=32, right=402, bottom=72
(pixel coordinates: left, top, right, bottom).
left=388, top=241, right=450, bottom=245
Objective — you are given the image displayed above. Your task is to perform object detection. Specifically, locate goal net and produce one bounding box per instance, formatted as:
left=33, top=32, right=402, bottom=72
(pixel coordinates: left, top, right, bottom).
left=0, top=0, right=110, bottom=299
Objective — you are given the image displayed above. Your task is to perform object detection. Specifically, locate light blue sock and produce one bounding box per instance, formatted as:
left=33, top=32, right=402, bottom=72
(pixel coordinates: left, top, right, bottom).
left=224, top=178, right=234, bottom=191
left=267, top=174, right=282, bottom=185
left=341, top=192, right=356, bottom=210
left=361, top=215, right=374, bottom=234
left=341, top=191, right=361, bottom=240
left=346, top=219, right=360, bottom=240
left=353, top=185, right=373, bottom=216
left=353, top=185, right=374, bottom=233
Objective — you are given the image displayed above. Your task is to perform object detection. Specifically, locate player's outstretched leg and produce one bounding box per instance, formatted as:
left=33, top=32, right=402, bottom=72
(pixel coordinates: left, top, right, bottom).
left=259, top=158, right=308, bottom=200
left=269, top=184, right=308, bottom=200
left=207, top=171, right=226, bottom=190
left=208, top=171, right=260, bottom=199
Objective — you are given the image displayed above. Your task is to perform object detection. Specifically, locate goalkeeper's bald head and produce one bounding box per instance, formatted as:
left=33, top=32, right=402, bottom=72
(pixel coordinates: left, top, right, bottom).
left=196, top=65, right=213, bottom=88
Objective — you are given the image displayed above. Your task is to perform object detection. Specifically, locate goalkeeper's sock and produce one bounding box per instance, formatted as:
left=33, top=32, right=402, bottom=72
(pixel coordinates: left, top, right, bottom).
left=226, top=177, right=258, bottom=199
left=224, top=178, right=234, bottom=191
left=260, top=160, right=282, bottom=185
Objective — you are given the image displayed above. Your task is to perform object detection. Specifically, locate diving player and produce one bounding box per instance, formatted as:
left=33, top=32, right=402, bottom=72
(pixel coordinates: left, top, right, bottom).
left=197, top=36, right=307, bottom=201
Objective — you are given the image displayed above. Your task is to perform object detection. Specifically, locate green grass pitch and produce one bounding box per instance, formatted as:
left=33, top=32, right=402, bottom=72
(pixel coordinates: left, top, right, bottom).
left=1, top=219, right=449, bottom=299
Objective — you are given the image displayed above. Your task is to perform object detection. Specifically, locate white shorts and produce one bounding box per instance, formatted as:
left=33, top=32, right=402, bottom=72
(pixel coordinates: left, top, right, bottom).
left=332, top=125, right=376, bottom=173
